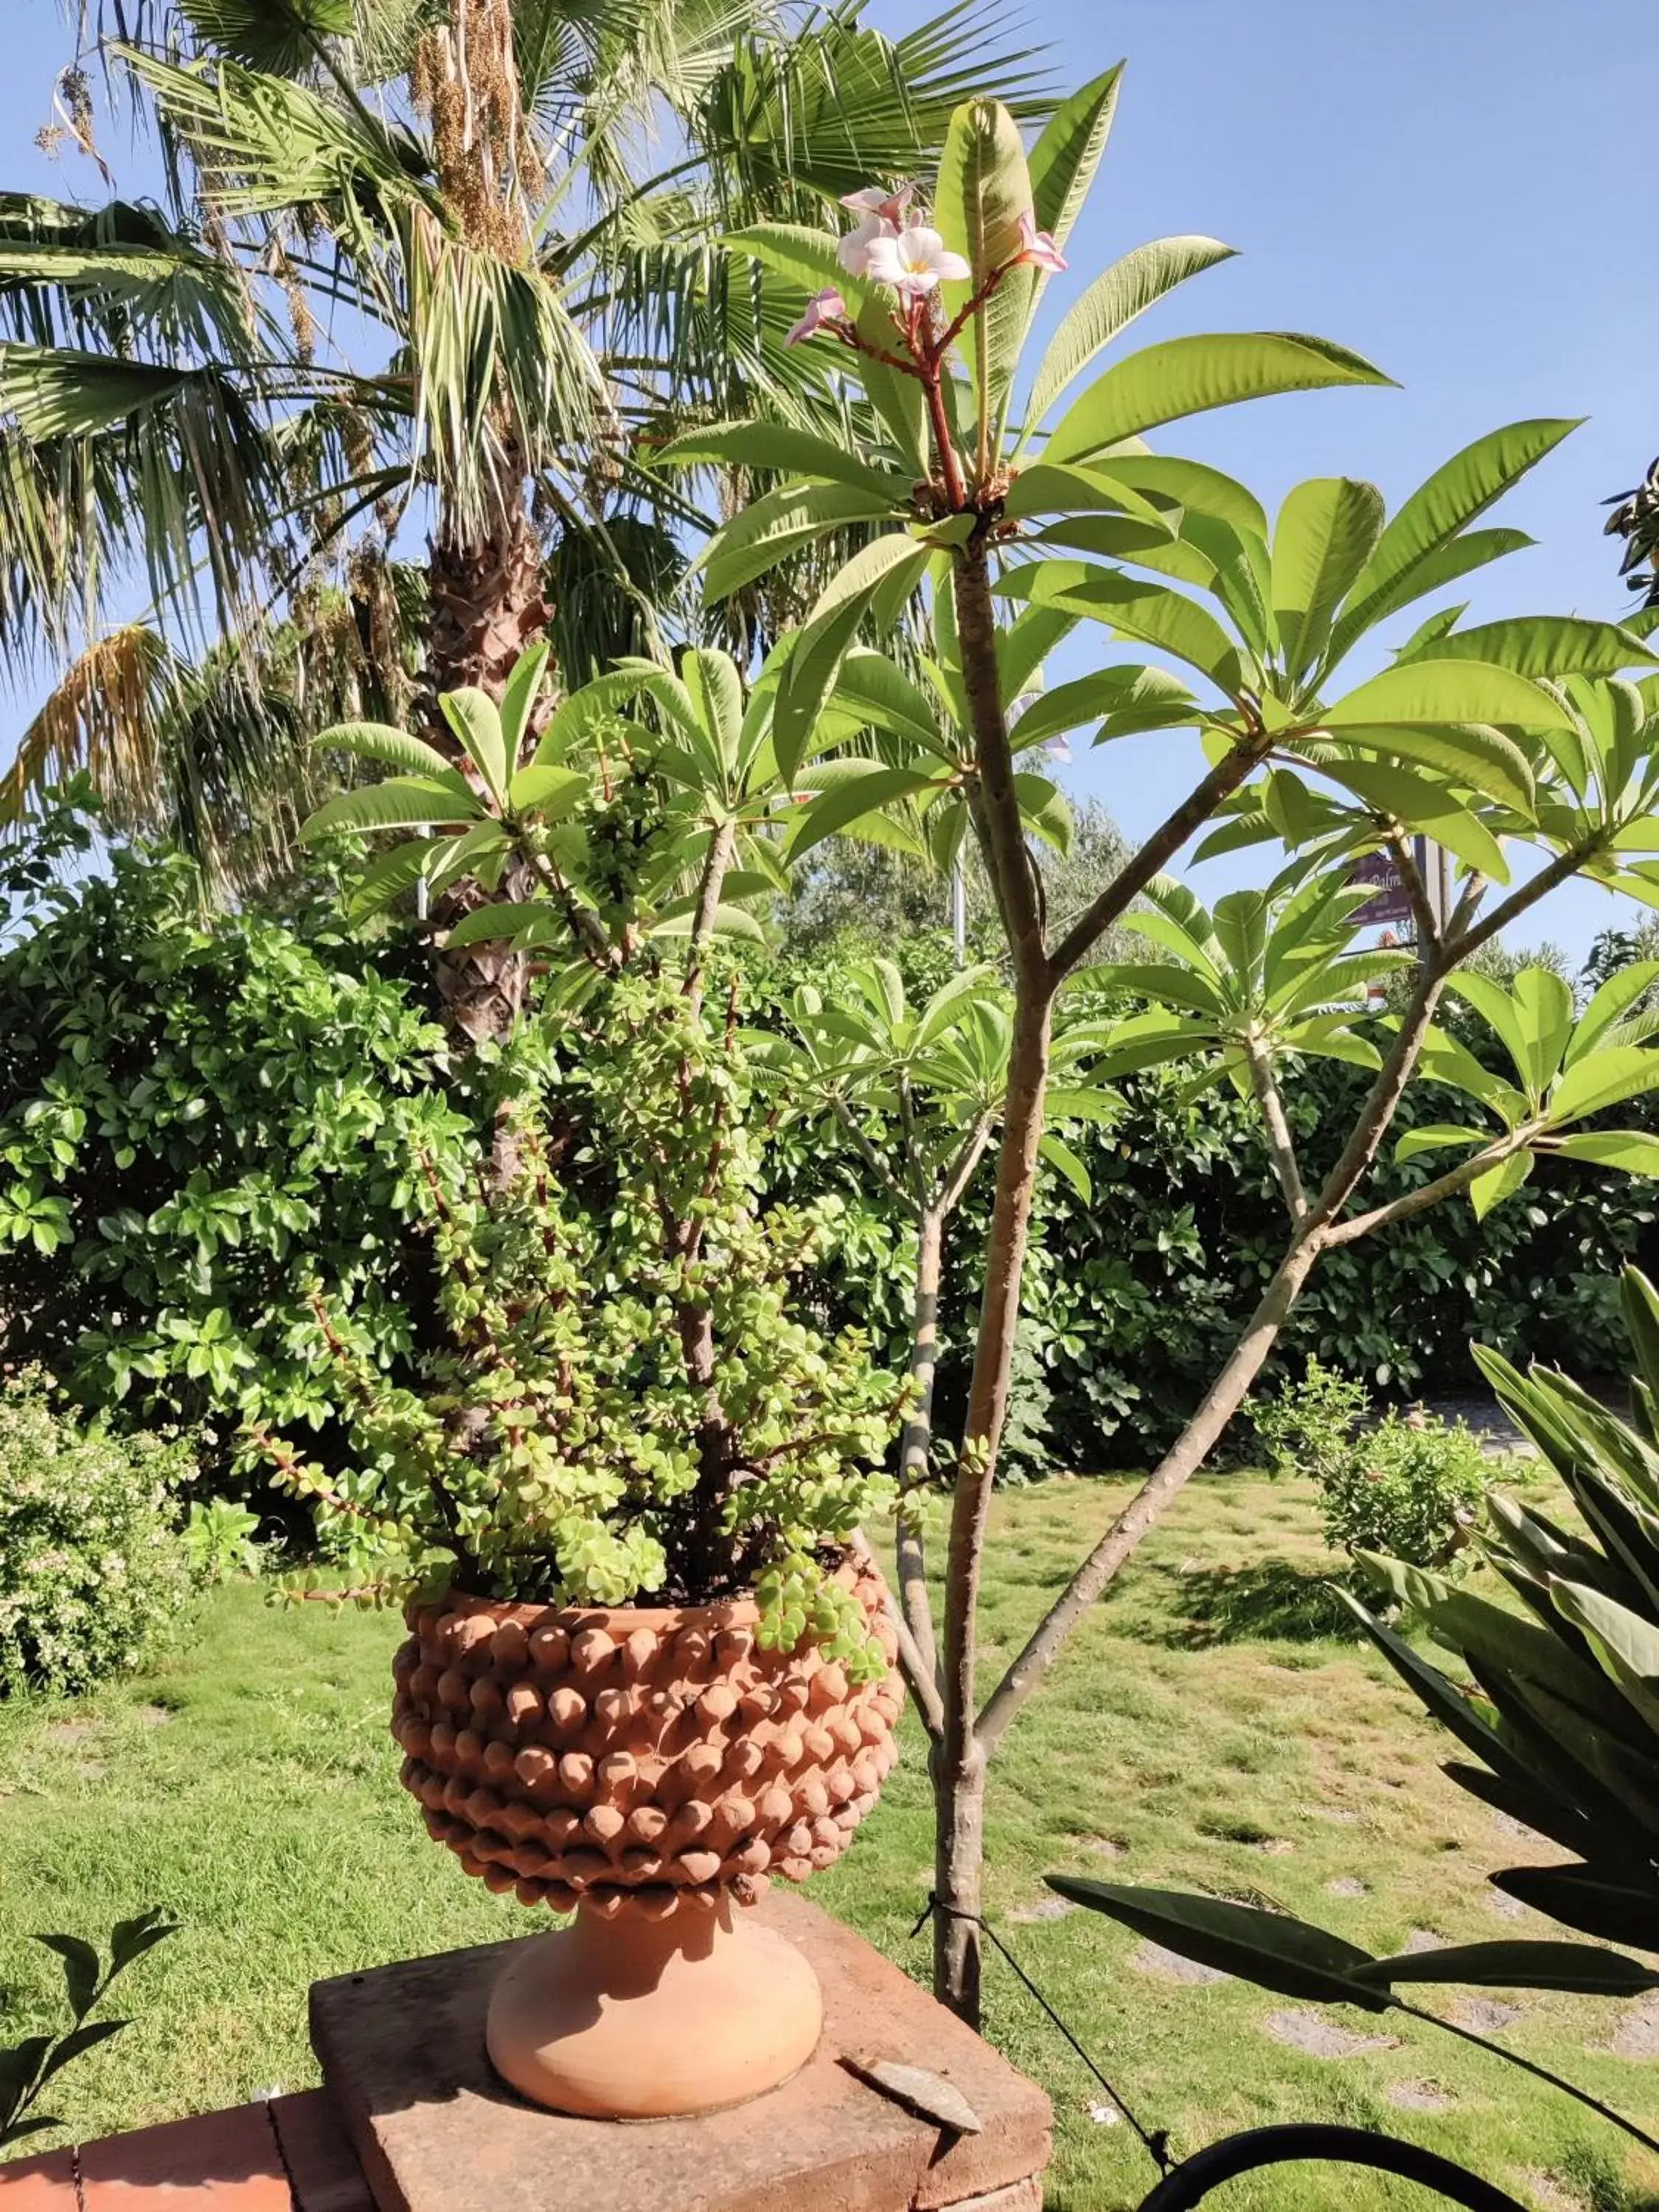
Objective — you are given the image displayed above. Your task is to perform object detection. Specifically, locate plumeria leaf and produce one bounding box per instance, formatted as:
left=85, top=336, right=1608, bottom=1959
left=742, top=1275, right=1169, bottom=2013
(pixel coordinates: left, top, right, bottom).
left=301, top=779, right=484, bottom=840
left=1272, top=476, right=1386, bottom=680
left=653, top=420, right=908, bottom=503
left=1333, top=420, right=1582, bottom=657
left=1037, top=1130, right=1091, bottom=1200
left=698, top=482, right=903, bottom=603
left=719, top=223, right=846, bottom=297
left=1026, top=237, right=1238, bottom=433
left=439, top=689, right=508, bottom=805
left=936, top=97, right=1034, bottom=441
left=1043, top=331, right=1392, bottom=467
left=1028, top=64, right=1122, bottom=254
left=1415, top=616, right=1658, bottom=680
left=1470, top=1150, right=1533, bottom=1220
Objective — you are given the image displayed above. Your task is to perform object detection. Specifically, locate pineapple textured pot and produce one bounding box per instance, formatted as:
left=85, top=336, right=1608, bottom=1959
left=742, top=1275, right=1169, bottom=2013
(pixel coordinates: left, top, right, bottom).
left=391, top=1563, right=901, bottom=2117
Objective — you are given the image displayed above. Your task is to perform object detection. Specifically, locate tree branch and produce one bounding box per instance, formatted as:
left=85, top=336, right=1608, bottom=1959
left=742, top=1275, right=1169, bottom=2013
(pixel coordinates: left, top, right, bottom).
left=958, top=546, right=1047, bottom=992
left=940, top=1112, right=996, bottom=1214
left=1383, top=826, right=1441, bottom=959
left=1303, top=962, right=1447, bottom=1231
left=1244, top=1037, right=1307, bottom=1225
left=973, top=820, right=1613, bottom=1753
left=1444, top=835, right=1605, bottom=969
left=831, top=1096, right=917, bottom=1214
left=895, top=1206, right=945, bottom=1687
left=938, top=540, right=1057, bottom=2012
left=1322, top=1130, right=1532, bottom=1247
left=684, top=814, right=736, bottom=995
left=1048, top=731, right=1268, bottom=981
left=978, top=1234, right=1324, bottom=1750
left=852, top=1526, right=944, bottom=1740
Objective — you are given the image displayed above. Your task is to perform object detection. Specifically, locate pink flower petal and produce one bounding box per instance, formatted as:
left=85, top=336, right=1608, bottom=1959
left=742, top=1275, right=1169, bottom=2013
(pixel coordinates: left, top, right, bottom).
left=785, top=285, right=848, bottom=344
left=1015, top=208, right=1068, bottom=273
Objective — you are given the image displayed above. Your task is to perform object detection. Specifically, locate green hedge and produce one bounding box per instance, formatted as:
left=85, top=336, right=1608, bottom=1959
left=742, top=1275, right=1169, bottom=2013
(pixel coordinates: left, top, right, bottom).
left=2, top=824, right=1651, bottom=1485
left=0, top=813, right=478, bottom=1484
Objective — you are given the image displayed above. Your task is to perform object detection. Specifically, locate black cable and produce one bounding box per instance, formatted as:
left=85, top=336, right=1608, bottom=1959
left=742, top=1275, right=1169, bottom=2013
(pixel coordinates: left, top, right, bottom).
left=1133, top=2123, right=1530, bottom=2211
left=911, top=1891, right=1173, bottom=2175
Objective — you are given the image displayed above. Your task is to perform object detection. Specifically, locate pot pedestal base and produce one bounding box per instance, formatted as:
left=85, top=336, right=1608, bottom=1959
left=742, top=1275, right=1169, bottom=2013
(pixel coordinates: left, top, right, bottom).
left=485, top=1899, right=822, bottom=2119
left=310, top=1892, right=1051, bottom=2212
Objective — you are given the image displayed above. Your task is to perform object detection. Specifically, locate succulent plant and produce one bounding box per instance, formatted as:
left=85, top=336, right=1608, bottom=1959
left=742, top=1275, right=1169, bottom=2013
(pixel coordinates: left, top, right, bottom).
left=1352, top=1265, right=1659, bottom=1950
left=248, top=968, right=901, bottom=1667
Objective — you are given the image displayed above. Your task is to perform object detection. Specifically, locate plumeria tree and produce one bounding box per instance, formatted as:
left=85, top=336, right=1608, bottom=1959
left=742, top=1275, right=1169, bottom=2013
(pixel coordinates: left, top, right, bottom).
left=674, top=69, right=1659, bottom=2017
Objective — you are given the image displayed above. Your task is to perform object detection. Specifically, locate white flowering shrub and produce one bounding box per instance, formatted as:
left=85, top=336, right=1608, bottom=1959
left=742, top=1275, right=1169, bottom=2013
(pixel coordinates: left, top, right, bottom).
left=0, top=1371, right=195, bottom=1694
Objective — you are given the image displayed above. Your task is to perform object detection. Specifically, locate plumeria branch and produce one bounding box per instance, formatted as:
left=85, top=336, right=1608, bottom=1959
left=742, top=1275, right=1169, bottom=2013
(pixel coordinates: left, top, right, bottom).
left=789, top=183, right=1067, bottom=518
left=1322, top=1129, right=1537, bottom=1247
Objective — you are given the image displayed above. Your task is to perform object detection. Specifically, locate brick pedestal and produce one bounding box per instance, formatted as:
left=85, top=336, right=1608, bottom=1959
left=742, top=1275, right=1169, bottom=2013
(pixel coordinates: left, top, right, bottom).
left=310, top=1893, right=1051, bottom=2212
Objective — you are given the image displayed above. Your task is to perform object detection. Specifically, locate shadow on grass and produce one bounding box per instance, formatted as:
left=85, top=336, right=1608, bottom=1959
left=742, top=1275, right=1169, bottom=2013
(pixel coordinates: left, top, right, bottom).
left=1135, top=1559, right=1361, bottom=1649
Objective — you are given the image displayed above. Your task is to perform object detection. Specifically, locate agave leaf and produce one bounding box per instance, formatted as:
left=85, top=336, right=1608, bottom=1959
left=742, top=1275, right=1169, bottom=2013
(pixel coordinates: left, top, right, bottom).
left=1046, top=1877, right=1390, bottom=2009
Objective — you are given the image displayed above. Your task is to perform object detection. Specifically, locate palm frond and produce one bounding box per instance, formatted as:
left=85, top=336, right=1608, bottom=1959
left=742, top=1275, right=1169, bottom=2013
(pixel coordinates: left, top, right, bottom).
left=405, top=210, right=604, bottom=539
left=0, top=346, right=285, bottom=656
left=0, top=622, right=173, bottom=832
left=1, top=571, right=420, bottom=891
left=694, top=0, right=1052, bottom=212
left=175, top=0, right=354, bottom=77
left=122, top=46, right=433, bottom=238
left=0, top=212, right=260, bottom=361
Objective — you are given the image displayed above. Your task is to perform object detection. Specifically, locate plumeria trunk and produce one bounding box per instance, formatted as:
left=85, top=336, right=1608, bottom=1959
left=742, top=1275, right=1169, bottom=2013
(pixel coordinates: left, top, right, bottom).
left=931, top=1731, right=989, bottom=2015
left=897, top=1207, right=945, bottom=1680
left=933, top=543, right=1058, bottom=2021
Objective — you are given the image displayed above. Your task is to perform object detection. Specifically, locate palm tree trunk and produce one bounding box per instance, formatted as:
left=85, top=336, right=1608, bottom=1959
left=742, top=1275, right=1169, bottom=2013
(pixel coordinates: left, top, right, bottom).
left=427, top=492, right=549, bottom=704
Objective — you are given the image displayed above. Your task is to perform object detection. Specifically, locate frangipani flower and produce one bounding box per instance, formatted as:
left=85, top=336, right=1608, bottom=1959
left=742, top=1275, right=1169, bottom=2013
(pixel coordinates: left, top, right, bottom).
left=1016, top=209, right=1068, bottom=274
left=786, top=286, right=848, bottom=345
left=841, top=183, right=915, bottom=226
left=862, top=223, right=971, bottom=301
left=837, top=213, right=892, bottom=279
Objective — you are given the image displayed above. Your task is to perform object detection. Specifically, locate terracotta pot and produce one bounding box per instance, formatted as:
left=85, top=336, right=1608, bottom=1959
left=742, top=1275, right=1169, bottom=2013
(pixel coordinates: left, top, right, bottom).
left=389, top=1565, right=902, bottom=2118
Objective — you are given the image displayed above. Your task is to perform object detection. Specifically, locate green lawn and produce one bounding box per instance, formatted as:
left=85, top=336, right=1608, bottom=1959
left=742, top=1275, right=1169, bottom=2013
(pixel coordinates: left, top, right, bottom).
left=3, top=1472, right=1657, bottom=2212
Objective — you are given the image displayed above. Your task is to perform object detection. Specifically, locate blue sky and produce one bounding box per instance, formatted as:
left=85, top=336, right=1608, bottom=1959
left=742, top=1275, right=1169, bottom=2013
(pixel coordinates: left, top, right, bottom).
left=4, top=0, right=1657, bottom=959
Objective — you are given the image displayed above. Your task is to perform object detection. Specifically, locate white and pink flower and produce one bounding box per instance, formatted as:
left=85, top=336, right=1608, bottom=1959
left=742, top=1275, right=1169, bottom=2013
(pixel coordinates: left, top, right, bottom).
left=837, top=212, right=892, bottom=279
left=861, top=222, right=971, bottom=302
left=1015, top=209, right=1067, bottom=274
left=836, top=184, right=914, bottom=278
left=841, top=184, right=915, bottom=226
left=785, top=285, right=849, bottom=345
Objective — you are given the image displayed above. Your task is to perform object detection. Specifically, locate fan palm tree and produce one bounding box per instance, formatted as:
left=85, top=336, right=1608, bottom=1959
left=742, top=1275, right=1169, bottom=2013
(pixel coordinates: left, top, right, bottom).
left=0, top=0, right=1047, bottom=1023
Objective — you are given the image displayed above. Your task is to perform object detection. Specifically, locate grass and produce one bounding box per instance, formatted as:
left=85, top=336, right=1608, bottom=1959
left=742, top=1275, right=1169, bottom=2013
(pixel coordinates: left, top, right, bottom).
left=3, top=1471, right=1658, bottom=2212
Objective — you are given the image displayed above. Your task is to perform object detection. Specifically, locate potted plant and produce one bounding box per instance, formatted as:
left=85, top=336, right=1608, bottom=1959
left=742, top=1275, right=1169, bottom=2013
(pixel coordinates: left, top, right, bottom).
left=254, top=670, right=907, bottom=2118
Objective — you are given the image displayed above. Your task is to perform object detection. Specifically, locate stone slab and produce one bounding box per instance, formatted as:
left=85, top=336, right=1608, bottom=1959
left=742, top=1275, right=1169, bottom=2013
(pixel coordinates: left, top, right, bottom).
left=310, top=1892, right=1051, bottom=2212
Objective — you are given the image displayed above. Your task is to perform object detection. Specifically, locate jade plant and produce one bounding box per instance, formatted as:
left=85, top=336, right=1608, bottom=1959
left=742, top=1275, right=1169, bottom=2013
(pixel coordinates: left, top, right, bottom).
left=255, top=661, right=902, bottom=1669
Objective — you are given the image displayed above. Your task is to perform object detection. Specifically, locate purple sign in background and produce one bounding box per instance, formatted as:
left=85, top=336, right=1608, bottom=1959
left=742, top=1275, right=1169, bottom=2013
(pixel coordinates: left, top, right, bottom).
left=1350, top=847, right=1413, bottom=928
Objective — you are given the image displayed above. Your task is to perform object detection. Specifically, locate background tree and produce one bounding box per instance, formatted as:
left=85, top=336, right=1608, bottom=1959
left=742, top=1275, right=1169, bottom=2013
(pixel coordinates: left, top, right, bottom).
left=1606, top=456, right=1659, bottom=611
left=0, top=0, right=1046, bottom=974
